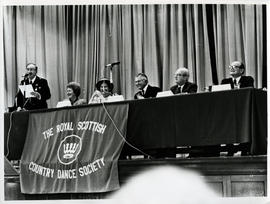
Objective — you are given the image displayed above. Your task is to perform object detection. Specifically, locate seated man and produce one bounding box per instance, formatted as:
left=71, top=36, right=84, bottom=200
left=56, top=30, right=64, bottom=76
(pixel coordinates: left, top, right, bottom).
left=134, top=73, right=161, bottom=99
left=221, top=61, right=254, bottom=89
left=170, top=67, right=197, bottom=94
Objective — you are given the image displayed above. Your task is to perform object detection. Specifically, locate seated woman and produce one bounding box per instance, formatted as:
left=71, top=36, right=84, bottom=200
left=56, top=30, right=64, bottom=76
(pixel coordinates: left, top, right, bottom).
left=89, top=78, right=115, bottom=104
left=57, top=82, right=86, bottom=107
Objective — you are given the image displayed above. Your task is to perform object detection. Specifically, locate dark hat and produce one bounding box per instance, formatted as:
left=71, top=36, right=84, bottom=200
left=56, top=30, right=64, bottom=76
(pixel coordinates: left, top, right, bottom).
left=95, top=78, right=114, bottom=92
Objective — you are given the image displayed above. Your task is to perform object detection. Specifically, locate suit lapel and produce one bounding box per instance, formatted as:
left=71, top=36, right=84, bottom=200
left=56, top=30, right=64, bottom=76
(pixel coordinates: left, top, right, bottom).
left=239, top=76, right=243, bottom=86
left=32, top=76, right=40, bottom=92
left=144, top=85, right=151, bottom=97
left=33, top=76, right=40, bottom=84
left=182, top=83, right=188, bottom=92
left=228, top=78, right=234, bottom=88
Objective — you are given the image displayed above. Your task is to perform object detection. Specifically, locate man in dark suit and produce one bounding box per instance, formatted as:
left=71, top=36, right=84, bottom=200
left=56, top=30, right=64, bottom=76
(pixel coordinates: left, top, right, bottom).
left=16, top=63, right=51, bottom=110
left=170, top=67, right=197, bottom=94
left=221, top=61, right=254, bottom=89
left=134, top=73, right=161, bottom=99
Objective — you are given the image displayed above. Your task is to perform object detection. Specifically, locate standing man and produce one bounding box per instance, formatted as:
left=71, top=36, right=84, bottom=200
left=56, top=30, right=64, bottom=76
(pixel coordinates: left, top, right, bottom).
left=16, top=63, right=51, bottom=110
left=134, top=73, right=161, bottom=99
left=170, top=67, right=197, bottom=94
left=221, top=61, right=254, bottom=89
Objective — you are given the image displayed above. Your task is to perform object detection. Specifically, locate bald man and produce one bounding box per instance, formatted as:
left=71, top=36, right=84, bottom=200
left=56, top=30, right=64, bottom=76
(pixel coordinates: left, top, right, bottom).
left=170, top=67, right=197, bottom=94
left=110, top=166, right=218, bottom=204
left=221, top=61, right=254, bottom=89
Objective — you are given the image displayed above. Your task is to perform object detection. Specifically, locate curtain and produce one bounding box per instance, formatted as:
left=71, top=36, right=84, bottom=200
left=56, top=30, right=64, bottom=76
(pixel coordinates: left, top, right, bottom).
left=3, top=4, right=266, bottom=109
left=212, top=4, right=266, bottom=88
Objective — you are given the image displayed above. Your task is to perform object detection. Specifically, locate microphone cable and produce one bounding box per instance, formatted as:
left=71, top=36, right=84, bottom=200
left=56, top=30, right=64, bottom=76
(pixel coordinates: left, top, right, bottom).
left=101, top=102, right=153, bottom=159
left=22, top=98, right=30, bottom=109
left=5, top=111, right=15, bottom=158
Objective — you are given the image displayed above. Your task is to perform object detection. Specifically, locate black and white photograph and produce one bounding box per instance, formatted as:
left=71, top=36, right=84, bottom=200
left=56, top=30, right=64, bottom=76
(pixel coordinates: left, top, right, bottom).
left=1, top=1, right=268, bottom=203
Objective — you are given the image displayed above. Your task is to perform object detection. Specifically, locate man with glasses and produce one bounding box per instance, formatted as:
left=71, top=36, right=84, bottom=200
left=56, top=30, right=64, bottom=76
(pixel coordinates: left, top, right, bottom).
left=16, top=62, right=51, bottom=110
left=170, top=67, right=197, bottom=94
left=221, top=61, right=254, bottom=89
left=134, top=73, right=161, bottom=99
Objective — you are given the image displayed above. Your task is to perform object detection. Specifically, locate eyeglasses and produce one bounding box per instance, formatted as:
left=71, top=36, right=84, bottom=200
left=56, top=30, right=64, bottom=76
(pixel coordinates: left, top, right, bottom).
left=175, top=74, right=187, bottom=77
left=229, top=65, right=240, bottom=69
left=26, top=68, right=36, bottom=71
left=135, top=79, right=145, bottom=83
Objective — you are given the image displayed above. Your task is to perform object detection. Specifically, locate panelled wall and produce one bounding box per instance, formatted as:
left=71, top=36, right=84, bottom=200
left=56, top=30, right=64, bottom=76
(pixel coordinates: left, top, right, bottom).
left=5, top=155, right=266, bottom=200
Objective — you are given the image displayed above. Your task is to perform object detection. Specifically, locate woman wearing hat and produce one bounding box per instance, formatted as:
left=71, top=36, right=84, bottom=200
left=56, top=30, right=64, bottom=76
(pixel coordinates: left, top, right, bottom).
left=89, top=78, right=115, bottom=104
left=57, top=82, right=86, bottom=107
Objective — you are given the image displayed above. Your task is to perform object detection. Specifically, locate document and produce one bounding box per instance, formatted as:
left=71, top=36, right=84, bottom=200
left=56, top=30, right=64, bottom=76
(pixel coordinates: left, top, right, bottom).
left=56, top=100, right=72, bottom=108
left=156, top=91, right=174, bottom=98
left=19, top=85, right=34, bottom=98
left=211, top=84, right=231, bottom=92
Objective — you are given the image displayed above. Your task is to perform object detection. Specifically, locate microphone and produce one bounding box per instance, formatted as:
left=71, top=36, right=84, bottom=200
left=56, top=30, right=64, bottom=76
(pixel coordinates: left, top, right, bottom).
left=22, top=73, right=29, bottom=78
left=105, top=61, right=120, bottom=67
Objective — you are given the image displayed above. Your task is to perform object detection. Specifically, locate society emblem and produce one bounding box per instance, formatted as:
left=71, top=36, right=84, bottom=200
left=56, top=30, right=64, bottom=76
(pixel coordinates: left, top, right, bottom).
left=57, top=135, right=82, bottom=165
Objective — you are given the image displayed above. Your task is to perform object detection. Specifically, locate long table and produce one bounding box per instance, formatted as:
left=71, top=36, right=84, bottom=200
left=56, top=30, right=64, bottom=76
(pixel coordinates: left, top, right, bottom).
left=4, top=88, right=267, bottom=160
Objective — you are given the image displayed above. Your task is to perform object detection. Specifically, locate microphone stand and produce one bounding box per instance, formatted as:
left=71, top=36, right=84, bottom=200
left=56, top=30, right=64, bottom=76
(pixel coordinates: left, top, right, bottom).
left=106, top=63, right=119, bottom=83
left=109, top=65, right=113, bottom=83
left=22, top=76, right=28, bottom=110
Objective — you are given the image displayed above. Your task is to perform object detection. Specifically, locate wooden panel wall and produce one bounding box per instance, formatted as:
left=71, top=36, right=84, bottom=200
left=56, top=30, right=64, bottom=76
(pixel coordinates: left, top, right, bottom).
left=206, top=175, right=267, bottom=197
left=4, top=156, right=267, bottom=200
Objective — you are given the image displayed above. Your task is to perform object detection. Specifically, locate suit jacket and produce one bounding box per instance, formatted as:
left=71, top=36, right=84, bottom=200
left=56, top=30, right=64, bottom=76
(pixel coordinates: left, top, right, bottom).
left=134, top=85, right=161, bottom=99
left=221, top=76, right=254, bottom=89
left=170, top=82, right=198, bottom=94
left=16, top=76, right=51, bottom=110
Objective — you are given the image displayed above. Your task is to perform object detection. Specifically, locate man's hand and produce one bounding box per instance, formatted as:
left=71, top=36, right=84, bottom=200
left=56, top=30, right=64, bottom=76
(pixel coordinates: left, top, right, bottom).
left=30, top=91, right=41, bottom=100
left=136, top=91, right=145, bottom=99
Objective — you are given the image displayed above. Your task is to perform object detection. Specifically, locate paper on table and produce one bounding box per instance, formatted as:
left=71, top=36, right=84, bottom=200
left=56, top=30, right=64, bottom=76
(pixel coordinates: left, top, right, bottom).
left=19, top=85, right=34, bottom=98
left=56, top=100, right=72, bottom=108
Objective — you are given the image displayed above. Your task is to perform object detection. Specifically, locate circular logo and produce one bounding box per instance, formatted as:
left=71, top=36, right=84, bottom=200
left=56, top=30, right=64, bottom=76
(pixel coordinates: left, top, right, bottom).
left=57, top=135, right=82, bottom=165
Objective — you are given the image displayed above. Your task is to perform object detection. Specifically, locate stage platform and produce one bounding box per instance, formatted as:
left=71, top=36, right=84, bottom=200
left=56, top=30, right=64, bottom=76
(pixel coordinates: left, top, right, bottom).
left=4, top=155, right=267, bottom=200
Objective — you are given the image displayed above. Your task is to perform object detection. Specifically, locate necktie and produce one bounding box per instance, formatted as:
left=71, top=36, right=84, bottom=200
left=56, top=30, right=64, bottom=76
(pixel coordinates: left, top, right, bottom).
left=141, top=90, right=144, bottom=96
left=233, top=79, right=237, bottom=86
left=29, top=80, right=32, bottom=84
left=177, top=86, right=181, bottom=93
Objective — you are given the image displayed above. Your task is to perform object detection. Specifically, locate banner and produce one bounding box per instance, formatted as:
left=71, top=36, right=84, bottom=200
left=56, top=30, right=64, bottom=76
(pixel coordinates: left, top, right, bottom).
left=20, top=103, right=128, bottom=194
